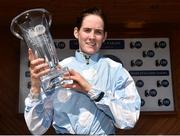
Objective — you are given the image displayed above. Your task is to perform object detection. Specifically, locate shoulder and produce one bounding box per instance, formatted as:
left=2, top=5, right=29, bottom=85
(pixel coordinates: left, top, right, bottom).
left=100, top=56, right=123, bottom=69
left=59, top=57, right=75, bottom=67
left=101, top=56, right=131, bottom=80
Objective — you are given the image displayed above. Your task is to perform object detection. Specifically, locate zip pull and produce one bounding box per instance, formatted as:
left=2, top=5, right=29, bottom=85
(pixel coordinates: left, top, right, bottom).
left=84, top=55, right=90, bottom=65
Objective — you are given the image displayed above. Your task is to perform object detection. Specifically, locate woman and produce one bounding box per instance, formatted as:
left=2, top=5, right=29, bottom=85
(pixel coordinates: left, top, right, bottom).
left=25, top=7, right=141, bottom=135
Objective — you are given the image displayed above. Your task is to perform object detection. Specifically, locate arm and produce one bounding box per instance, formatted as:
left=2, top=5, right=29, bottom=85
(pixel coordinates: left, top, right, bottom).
left=24, top=90, right=54, bottom=134
left=94, top=68, right=141, bottom=129
left=24, top=49, right=54, bottom=134
left=62, top=67, right=141, bottom=129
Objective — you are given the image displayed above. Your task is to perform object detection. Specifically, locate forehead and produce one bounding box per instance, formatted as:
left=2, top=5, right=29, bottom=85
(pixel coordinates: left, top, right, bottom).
left=81, top=14, right=104, bottom=29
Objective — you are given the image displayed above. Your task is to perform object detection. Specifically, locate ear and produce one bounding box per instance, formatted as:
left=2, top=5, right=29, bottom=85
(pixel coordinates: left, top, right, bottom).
left=103, top=32, right=107, bottom=42
left=74, top=27, right=79, bottom=39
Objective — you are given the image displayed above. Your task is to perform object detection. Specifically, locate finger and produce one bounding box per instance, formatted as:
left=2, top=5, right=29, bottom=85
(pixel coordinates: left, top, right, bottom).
left=30, top=58, right=45, bottom=69
left=63, top=69, right=82, bottom=83
left=31, top=68, right=50, bottom=79
left=28, top=48, right=36, bottom=61
left=33, top=63, right=49, bottom=74
left=62, top=83, right=80, bottom=90
left=31, top=58, right=45, bottom=65
left=65, top=69, right=79, bottom=79
left=38, top=68, right=50, bottom=77
left=62, top=84, right=73, bottom=88
left=63, top=75, right=77, bottom=81
left=68, top=69, right=77, bottom=75
left=56, top=64, right=62, bottom=70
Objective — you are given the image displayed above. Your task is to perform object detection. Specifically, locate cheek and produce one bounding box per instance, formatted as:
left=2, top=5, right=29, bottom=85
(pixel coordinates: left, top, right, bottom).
left=96, top=37, right=104, bottom=44
left=81, top=34, right=89, bottom=40
left=78, top=31, right=88, bottom=39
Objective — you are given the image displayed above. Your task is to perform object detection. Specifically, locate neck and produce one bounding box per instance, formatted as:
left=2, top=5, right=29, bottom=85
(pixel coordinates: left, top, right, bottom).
left=78, top=49, right=91, bottom=56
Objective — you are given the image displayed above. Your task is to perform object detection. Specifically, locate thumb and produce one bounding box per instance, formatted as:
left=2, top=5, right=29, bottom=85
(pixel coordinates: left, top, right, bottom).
left=68, top=69, right=77, bottom=75
left=28, top=48, right=36, bottom=61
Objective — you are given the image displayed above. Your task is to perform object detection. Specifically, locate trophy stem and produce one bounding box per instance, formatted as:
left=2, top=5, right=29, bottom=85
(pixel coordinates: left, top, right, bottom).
left=41, top=67, right=73, bottom=91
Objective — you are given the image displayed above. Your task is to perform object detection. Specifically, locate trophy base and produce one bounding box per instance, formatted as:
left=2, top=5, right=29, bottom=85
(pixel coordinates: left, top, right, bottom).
left=41, top=67, right=73, bottom=91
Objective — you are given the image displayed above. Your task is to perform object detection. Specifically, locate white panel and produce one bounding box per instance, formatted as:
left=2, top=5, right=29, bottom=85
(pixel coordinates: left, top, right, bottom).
left=19, top=38, right=174, bottom=113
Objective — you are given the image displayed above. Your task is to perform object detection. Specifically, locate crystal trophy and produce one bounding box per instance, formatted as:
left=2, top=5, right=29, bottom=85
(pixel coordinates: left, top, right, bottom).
left=10, top=8, right=72, bottom=91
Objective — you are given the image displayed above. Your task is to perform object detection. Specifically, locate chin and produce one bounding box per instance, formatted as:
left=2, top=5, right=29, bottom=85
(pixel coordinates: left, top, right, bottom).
left=81, top=47, right=99, bottom=55
left=86, top=50, right=97, bottom=55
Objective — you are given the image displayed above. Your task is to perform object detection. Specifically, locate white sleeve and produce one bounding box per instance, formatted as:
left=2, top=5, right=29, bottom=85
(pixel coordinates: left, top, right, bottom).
left=24, top=89, right=54, bottom=135
left=95, top=68, right=141, bottom=129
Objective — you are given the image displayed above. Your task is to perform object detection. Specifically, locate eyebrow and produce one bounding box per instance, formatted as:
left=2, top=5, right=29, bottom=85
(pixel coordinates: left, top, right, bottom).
left=83, top=27, right=104, bottom=31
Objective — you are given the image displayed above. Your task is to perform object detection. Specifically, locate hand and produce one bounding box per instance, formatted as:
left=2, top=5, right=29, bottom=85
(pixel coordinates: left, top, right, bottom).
left=28, top=48, right=50, bottom=94
left=62, top=69, right=92, bottom=93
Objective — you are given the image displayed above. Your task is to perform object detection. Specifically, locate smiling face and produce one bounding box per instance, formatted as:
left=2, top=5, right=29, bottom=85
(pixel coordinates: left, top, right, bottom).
left=74, top=14, right=107, bottom=55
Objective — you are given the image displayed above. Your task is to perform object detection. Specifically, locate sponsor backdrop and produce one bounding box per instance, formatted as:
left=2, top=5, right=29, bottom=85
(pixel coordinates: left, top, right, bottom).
left=19, top=38, right=174, bottom=113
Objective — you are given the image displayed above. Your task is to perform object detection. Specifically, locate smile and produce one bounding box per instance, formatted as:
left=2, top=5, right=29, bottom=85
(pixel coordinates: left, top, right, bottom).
left=86, top=42, right=96, bottom=46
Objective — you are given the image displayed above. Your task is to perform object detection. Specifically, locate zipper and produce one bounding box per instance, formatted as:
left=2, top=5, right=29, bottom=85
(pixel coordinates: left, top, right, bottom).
left=84, top=55, right=90, bottom=65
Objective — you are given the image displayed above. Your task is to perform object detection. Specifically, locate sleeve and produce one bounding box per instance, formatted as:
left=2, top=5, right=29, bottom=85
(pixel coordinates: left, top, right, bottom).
left=24, top=88, right=55, bottom=135
left=88, top=67, right=141, bottom=129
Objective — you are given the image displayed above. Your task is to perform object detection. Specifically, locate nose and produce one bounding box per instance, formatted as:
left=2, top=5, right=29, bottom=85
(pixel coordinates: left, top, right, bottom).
left=89, top=31, right=95, bottom=39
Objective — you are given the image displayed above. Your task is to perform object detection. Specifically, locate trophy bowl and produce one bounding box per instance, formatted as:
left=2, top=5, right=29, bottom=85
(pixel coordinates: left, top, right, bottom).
left=10, top=8, right=72, bottom=91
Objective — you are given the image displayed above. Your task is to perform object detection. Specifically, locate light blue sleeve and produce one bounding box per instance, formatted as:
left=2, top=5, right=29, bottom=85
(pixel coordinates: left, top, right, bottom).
left=94, top=67, right=141, bottom=129
left=24, top=89, right=55, bottom=135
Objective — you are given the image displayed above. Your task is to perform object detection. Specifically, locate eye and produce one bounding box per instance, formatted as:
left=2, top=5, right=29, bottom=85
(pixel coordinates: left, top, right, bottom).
left=95, top=29, right=104, bottom=35
left=83, top=28, right=91, bottom=33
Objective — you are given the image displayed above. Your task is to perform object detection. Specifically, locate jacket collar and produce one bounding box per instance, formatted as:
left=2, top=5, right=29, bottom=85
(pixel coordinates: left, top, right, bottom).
left=75, top=50, right=101, bottom=65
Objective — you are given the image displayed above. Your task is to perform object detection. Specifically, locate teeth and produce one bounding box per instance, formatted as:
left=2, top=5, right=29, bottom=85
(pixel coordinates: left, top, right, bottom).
left=87, top=43, right=95, bottom=46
